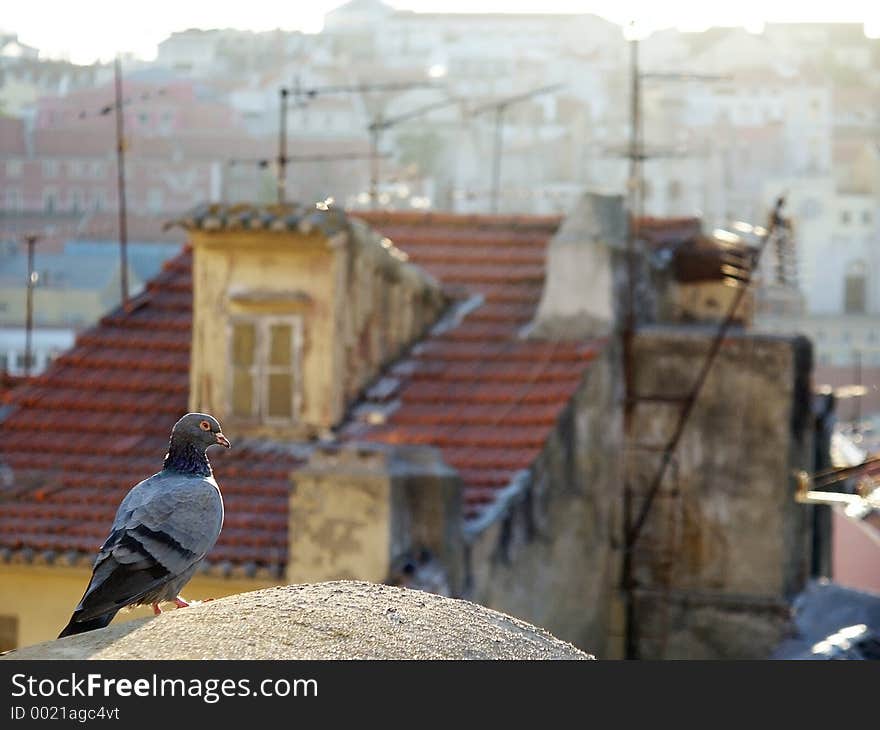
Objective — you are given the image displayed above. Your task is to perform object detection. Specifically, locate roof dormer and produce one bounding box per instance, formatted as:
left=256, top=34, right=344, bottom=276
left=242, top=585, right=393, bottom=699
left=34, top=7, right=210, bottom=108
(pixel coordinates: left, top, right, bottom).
left=176, top=202, right=446, bottom=441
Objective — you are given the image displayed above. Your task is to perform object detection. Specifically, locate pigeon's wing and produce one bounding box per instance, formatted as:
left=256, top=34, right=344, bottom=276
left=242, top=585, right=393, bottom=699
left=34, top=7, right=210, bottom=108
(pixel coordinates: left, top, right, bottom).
left=72, top=473, right=224, bottom=622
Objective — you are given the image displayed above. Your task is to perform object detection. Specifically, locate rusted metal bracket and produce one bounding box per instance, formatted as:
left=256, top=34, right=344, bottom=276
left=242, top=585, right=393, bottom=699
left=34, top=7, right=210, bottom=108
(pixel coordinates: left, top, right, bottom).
left=794, top=469, right=880, bottom=515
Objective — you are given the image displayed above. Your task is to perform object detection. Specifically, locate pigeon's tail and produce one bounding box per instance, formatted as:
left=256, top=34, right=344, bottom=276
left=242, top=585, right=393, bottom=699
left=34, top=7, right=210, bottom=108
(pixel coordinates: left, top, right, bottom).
left=57, top=611, right=117, bottom=639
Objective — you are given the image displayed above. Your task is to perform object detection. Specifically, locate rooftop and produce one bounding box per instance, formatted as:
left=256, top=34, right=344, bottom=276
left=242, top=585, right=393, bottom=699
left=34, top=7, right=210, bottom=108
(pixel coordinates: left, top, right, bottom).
left=0, top=207, right=606, bottom=573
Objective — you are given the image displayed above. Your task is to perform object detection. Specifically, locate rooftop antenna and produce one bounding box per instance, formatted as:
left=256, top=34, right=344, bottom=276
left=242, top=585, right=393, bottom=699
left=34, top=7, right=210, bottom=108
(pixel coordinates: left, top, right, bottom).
left=45, top=70, right=165, bottom=312
left=618, top=19, right=735, bottom=659
left=467, top=84, right=564, bottom=214
left=23, top=233, right=40, bottom=377
left=275, top=80, right=442, bottom=204
left=113, top=55, right=130, bottom=310
left=366, top=95, right=464, bottom=210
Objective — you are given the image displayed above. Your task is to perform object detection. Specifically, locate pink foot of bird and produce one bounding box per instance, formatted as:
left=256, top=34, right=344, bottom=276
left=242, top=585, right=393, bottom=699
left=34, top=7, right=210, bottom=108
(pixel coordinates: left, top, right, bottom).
left=152, top=603, right=162, bottom=616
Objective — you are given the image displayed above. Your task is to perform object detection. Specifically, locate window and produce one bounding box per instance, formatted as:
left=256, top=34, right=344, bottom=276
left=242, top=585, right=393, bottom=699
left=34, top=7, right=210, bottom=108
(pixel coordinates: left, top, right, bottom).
left=91, top=161, right=106, bottom=179
left=844, top=260, right=867, bottom=314
left=4, top=188, right=22, bottom=211
left=43, top=187, right=58, bottom=213
left=92, top=189, right=109, bottom=211
left=862, top=210, right=873, bottom=226
left=147, top=187, right=164, bottom=213
left=0, top=615, right=17, bottom=652
left=6, top=160, right=22, bottom=178
left=667, top=180, right=682, bottom=202
left=840, top=210, right=851, bottom=225
left=42, top=160, right=59, bottom=178
left=230, top=317, right=303, bottom=423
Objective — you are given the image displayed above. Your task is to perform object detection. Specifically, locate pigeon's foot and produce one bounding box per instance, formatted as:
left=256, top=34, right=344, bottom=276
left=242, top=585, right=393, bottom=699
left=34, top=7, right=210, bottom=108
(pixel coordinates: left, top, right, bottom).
left=174, top=597, right=189, bottom=608
left=152, top=603, right=162, bottom=616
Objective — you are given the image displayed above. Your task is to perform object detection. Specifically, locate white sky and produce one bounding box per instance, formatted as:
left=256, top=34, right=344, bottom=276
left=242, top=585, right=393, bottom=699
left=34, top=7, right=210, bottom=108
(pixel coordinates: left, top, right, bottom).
left=4, top=1, right=880, bottom=65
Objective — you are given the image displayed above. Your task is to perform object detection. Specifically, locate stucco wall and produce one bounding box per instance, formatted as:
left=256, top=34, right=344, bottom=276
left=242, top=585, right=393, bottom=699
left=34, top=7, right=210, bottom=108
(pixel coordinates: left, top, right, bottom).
left=0, top=562, right=272, bottom=650
left=188, top=221, right=445, bottom=440
left=287, top=443, right=463, bottom=592
left=625, top=327, right=814, bottom=658
left=189, top=229, right=339, bottom=439
left=464, top=343, right=623, bottom=656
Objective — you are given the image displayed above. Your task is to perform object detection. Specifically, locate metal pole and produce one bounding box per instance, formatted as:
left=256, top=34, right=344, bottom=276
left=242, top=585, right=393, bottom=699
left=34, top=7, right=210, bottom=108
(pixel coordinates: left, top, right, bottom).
left=114, top=57, right=129, bottom=310
left=490, top=106, right=504, bottom=214
left=621, top=30, right=641, bottom=661
left=278, top=87, right=288, bottom=204
left=854, top=349, right=862, bottom=434
left=369, top=123, right=380, bottom=210
left=24, top=234, right=38, bottom=377
left=629, top=35, right=642, bottom=223
left=623, top=33, right=641, bottom=434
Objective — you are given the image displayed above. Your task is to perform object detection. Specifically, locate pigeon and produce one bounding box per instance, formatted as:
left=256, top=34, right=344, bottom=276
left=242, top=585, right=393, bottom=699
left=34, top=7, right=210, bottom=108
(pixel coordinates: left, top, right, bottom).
left=58, top=413, right=230, bottom=639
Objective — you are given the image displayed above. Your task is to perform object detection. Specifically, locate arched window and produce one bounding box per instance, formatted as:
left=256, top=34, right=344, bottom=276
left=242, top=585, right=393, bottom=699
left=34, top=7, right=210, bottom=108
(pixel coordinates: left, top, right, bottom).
left=844, top=260, right=867, bottom=314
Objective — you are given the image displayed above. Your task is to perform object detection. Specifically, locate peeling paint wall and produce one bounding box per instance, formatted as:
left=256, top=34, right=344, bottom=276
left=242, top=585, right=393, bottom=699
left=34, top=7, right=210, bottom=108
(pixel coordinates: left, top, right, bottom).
left=625, top=327, right=814, bottom=658
left=287, top=444, right=463, bottom=592
left=464, top=344, right=624, bottom=656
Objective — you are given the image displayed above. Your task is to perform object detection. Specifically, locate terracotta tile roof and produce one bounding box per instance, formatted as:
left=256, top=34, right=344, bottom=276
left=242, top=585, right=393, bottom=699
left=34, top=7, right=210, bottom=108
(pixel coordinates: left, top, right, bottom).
left=347, top=211, right=603, bottom=518
left=0, top=208, right=605, bottom=570
left=0, top=250, right=305, bottom=578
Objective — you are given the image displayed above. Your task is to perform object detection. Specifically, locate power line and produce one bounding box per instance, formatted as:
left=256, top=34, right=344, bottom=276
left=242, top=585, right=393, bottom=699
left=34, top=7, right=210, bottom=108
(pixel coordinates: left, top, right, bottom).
left=113, top=57, right=130, bottom=310
left=228, top=152, right=386, bottom=167
left=42, top=89, right=167, bottom=128
left=41, top=66, right=168, bottom=310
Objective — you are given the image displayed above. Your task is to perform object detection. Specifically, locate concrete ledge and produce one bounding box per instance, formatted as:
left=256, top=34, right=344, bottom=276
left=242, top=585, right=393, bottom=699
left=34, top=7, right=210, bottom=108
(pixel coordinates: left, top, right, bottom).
left=2, top=581, right=593, bottom=660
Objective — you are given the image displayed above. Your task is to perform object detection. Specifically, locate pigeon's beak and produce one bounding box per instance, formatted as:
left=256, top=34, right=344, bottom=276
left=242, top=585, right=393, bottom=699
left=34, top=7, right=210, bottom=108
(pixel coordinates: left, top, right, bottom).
left=215, top=432, right=231, bottom=449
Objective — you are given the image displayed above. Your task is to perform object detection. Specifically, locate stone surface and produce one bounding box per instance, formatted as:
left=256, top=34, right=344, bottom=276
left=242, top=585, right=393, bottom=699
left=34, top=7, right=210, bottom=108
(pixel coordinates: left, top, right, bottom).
left=626, top=326, right=814, bottom=658
left=465, top=343, right=622, bottom=657
left=2, top=582, right=592, bottom=660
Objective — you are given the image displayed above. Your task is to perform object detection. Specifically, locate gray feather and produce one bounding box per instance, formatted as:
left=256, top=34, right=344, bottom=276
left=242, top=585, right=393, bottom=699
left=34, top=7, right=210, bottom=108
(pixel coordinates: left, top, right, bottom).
left=72, top=472, right=224, bottom=621
left=59, top=412, right=229, bottom=638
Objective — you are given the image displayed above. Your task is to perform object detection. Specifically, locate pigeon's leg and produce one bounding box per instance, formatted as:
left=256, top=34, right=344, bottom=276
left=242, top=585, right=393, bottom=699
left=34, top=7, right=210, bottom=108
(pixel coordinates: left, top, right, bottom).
left=152, top=603, right=162, bottom=615
left=174, top=597, right=190, bottom=608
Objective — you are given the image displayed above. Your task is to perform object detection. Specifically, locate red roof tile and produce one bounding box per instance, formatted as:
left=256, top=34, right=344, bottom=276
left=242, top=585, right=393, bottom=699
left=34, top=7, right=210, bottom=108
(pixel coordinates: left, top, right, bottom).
left=0, top=248, right=303, bottom=577
left=350, top=212, right=603, bottom=518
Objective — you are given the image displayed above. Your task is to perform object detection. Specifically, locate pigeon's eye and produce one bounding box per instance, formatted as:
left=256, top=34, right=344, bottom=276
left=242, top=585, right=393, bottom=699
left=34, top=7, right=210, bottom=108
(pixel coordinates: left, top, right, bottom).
left=199, top=420, right=212, bottom=431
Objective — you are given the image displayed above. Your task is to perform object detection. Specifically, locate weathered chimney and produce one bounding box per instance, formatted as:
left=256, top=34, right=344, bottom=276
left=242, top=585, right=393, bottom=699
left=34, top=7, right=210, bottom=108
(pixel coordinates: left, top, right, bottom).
left=177, top=202, right=446, bottom=440
left=524, top=193, right=625, bottom=340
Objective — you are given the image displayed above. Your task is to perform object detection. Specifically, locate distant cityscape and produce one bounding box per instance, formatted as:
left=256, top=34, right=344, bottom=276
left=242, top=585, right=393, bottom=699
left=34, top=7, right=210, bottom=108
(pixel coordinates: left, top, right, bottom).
left=0, top=1, right=878, bottom=434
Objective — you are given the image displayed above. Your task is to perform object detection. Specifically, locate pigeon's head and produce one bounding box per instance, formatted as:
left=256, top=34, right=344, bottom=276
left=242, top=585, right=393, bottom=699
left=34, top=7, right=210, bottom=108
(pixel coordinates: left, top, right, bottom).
left=171, top=412, right=231, bottom=450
